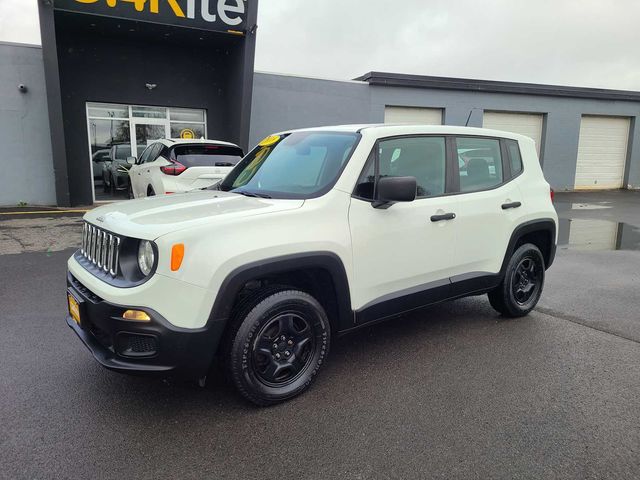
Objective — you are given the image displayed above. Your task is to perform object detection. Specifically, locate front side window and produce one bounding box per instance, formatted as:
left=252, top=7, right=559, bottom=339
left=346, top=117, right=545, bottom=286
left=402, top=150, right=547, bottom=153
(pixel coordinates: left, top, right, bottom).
left=354, top=136, right=446, bottom=200
left=456, top=137, right=503, bottom=192
left=219, top=132, right=360, bottom=199
left=113, top=144, right=132, bottom=160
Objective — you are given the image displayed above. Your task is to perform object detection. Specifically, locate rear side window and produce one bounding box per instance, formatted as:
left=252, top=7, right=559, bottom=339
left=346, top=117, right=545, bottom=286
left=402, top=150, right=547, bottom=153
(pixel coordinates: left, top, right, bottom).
left=506, top=139, right=523, bottom=176
left=456, top=137, right=503, bottom=192
left=173, top=145, right=244, bottom=168
left=138, top=144, right=155, bottom=164
left=113, top=144, right=131, bottom=160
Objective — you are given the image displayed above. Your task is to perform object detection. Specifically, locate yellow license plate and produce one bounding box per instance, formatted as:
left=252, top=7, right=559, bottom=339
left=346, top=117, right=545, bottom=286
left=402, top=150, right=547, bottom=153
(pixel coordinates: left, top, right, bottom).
left=68, top=293, right=81, bottom=325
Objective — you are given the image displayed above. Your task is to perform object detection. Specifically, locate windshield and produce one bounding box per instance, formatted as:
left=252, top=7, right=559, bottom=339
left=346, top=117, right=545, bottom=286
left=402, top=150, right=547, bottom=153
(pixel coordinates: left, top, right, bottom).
left=218, top=131, right=360, bottom=199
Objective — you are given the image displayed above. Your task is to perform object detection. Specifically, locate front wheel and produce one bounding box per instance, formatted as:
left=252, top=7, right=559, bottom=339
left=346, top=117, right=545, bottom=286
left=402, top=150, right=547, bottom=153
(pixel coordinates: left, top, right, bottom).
left=488, top=243, right=545, bottom=317
left=226, top=289, right=330, bottom=406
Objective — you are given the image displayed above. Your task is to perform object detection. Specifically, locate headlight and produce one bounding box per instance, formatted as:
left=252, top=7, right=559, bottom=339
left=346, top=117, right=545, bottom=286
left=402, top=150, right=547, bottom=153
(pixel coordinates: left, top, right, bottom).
left=137, top=240, right=155, bottom=276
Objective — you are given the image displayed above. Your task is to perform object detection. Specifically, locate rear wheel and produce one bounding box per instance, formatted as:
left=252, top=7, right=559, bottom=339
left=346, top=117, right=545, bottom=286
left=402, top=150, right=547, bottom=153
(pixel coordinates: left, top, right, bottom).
left=488, top=243, right=545, bottom=317
left=226, top=289, right=330, bottom=406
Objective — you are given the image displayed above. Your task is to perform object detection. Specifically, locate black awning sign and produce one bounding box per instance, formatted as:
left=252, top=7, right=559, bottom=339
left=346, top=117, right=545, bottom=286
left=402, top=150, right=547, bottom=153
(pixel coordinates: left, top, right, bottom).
left=54, top=0, right=247, bottom=32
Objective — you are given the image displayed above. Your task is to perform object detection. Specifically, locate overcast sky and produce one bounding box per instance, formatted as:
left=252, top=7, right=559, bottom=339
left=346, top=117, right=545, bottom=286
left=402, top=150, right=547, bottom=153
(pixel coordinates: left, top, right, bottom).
left=2, top=0, right=639, bottom=90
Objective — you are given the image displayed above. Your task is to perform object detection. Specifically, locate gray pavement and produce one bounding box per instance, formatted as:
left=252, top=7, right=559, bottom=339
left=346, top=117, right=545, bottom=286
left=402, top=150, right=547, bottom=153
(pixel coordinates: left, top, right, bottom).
left=0, top=192, right=639, bottom=479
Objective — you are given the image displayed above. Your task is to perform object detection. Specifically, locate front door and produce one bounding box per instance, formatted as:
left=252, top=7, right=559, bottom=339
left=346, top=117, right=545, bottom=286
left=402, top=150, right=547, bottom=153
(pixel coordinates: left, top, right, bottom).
left=349, top=136, right=457, bottom=321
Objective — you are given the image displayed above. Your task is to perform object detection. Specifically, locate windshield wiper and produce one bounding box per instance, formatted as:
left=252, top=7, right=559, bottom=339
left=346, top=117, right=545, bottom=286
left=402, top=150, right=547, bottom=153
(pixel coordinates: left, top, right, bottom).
left=232, top=189, right=272, bottom=199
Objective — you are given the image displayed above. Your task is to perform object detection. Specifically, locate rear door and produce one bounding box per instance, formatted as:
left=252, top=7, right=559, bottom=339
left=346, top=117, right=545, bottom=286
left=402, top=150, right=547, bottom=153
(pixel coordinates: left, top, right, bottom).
left=144, top=144, right=171, bottom=195
left=129, top=144, right=154, bottom=197
left=449, top=136, right=524, bottom=280
left=171, top=144, right=244, bottom=192
left=134, top=143, right=166, bottom=196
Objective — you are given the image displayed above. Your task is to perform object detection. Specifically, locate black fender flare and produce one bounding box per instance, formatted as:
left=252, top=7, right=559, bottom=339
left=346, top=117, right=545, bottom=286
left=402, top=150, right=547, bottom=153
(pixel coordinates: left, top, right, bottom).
left=208, top=251, right=354, bottom=332
left=499, top=218, right=557, bottom=278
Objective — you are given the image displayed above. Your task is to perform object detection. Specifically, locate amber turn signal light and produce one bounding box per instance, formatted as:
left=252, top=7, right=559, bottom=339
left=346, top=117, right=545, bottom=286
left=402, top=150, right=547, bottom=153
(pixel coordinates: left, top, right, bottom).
left=122, top=310, right=151, bottom=322
left=171, top=243, right=185, bottom=271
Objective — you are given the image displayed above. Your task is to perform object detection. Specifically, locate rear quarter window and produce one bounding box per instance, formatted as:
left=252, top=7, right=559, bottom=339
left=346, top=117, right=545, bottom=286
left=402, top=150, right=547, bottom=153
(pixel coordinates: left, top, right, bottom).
left=506, top=139, right=524, bottom=176
left=173, top=145, right=244, bottom=168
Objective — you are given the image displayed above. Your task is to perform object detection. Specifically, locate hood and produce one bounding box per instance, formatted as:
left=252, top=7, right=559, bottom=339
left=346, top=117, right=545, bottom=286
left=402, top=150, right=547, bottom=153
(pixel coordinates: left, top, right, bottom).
left=83, top=191, right=304, bottom=240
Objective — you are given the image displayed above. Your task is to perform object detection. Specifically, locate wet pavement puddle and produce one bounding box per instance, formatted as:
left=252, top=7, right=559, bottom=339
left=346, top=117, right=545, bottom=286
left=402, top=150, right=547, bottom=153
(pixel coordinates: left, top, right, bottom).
left=558, top=218, right=640, bottom=251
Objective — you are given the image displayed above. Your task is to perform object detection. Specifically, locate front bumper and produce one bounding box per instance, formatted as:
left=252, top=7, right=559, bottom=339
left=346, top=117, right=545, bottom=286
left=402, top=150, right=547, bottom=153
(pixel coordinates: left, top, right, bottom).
left=66, top=272, right=224, bottom=379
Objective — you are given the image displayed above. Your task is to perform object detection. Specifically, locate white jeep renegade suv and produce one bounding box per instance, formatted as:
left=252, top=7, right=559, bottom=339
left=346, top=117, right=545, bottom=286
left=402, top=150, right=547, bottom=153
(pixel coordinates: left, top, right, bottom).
left=66, top=125, right=558, bottom=405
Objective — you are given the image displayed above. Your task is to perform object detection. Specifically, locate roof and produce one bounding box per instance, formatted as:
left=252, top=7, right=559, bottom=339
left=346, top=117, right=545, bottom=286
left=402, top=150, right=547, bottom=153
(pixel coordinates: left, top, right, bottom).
left=278, top=124, right=534, bottom=143
left=355, top=71, right=640, bottom=102
left=156, top=138, right=240, bottom=148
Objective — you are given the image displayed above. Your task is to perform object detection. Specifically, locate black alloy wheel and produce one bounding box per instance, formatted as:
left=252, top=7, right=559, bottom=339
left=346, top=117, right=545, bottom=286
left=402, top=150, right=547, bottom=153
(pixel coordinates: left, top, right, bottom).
left=511, top=256, right=542, bottom=306
left=252, top=312, right=316, bottom=386
left=226, top=289, right=330, bottom=406
left=488, top=243, right=545, bottom=317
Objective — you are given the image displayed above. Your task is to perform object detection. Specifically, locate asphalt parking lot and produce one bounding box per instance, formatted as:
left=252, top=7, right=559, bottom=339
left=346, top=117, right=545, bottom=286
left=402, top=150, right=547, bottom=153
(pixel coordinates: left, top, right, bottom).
left=1, top=192, right=639, bottom=479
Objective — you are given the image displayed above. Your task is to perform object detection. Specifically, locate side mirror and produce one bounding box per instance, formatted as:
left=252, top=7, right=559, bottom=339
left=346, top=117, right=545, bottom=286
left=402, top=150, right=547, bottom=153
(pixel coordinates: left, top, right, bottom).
left=373, top=176, right=417, bottom=209
left=127, top=156, right=136, bottom=165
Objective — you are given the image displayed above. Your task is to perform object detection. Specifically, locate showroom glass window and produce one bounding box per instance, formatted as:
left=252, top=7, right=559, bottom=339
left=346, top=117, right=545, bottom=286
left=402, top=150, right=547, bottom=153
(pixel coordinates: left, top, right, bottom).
left=456, top=137, right=503, bottom=192
left=86, top=103, right=207, bottom=202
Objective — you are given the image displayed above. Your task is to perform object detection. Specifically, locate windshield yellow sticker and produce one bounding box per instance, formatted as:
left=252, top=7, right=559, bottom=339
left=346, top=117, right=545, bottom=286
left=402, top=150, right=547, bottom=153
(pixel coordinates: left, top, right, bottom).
left=258, top=135, right=281, bottom=147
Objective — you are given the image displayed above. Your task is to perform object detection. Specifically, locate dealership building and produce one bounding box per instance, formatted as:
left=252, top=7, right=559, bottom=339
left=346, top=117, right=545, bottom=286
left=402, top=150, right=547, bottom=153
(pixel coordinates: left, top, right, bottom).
left=1, top=1, right=640, bottom=207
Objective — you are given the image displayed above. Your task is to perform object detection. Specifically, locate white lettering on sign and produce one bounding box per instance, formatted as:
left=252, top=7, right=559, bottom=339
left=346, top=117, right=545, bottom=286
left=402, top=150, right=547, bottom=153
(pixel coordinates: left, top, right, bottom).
left=195, top=0, right=245, bottom=25
left=217, top=0, right=244, bottom=26
left=74, top=0, right=246, bottom=27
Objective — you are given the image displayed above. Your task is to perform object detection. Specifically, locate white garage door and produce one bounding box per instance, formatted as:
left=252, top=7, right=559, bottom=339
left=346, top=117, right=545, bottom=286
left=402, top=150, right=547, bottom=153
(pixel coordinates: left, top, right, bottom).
left=575, top=115, right=630, bottom=190
left=482, top=111, right=544, bottom=157
left=384, top=106, right=443, bottom=125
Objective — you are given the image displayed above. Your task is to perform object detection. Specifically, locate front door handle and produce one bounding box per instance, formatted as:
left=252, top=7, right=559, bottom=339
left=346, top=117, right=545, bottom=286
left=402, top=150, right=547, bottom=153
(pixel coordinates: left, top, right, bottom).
left=501, top=201, right=522, bottom=210
left=430, top=212, right=456, bottom=222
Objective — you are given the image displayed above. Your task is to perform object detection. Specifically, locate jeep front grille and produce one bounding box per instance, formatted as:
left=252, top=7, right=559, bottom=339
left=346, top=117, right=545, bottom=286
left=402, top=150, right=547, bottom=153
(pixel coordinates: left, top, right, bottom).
left=80, top=223, right=121, bottom=276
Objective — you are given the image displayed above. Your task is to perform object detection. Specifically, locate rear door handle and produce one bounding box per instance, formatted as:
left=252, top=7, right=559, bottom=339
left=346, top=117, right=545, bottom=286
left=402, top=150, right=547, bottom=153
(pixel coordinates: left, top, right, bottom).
left=501, top=202, right=522, bottom=210
left=430, top=213, right=456, bottom=222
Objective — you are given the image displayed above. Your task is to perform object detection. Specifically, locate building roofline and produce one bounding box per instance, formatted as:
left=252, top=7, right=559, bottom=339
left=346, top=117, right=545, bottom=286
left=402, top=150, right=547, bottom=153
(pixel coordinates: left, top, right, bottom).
left=0, top=40, right=42, bottom=49
left=355, top=71, right=640, bottom=102
left=256, top=70, right=367, bottom=85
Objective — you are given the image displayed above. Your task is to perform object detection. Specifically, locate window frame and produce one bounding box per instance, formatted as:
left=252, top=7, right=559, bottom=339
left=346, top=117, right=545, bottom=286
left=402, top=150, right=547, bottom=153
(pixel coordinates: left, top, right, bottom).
left=352, top=134, right=525, bottom=202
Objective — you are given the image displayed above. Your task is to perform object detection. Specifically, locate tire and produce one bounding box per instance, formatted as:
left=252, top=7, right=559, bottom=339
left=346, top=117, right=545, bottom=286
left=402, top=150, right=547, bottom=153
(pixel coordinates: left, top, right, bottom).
left=488, top=243, right=545, bottom=318
left=127, top=182, right=134, bottom=199
left=109, top=174, right=116, bottom=195
left=102, top=174, right=109, bottom=193
left=226, top=289, right=331, bottom=406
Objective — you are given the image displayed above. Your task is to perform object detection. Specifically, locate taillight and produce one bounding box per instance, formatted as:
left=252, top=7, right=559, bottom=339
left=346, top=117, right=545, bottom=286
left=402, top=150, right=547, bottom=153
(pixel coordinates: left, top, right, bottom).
left=550, top=188, right=555, bottom=202
left=161, top=161, right=187, bottom=176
